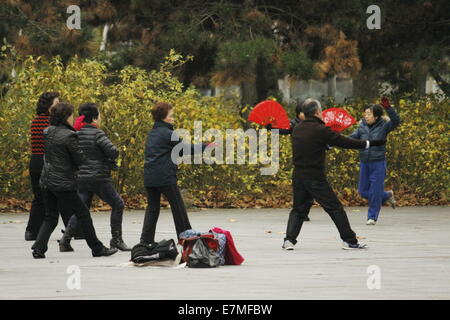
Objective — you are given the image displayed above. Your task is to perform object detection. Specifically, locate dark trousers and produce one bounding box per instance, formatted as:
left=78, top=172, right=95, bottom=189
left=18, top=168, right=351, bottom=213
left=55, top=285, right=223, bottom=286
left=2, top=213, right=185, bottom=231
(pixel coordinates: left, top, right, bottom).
left=26, top=155, right=46, bottom=235
left=32, top=189, right=103, bottom=253
left=285, top=177, right=357, bottom=245
left=140, top=184, right=191, bottom=244
left=66, top=181, right=125, bottom=236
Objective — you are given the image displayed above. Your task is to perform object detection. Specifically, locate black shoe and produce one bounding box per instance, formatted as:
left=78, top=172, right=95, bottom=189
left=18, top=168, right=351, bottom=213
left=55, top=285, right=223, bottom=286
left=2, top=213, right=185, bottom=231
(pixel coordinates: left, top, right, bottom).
left=92, top=246, right=118, bottom=257
left=58, top=230, right=74, bottom=252
left=32, top=249, right=45, bottom=259
left=110, top=237, right=131, bottom=251
left=61, top=228, right=84, bottom=240
left=303, top=216, right=311, bottom=222
left=25, top=231, right=36, bottom=241
left=58, top=239, right=74, bottom=252
left=111, top=230, right=131, bottom=251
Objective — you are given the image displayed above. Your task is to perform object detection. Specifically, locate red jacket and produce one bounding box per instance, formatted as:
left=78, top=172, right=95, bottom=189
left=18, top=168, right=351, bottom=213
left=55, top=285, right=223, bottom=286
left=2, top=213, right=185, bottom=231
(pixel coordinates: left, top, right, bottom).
left=211, top=227, right=244, bottom=265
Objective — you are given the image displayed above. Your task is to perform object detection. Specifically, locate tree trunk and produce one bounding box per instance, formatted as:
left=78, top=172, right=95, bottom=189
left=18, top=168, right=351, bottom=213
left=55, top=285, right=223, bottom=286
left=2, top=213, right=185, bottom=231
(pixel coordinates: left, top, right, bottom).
left=241, top=79, right=258, bottom=107
left=255, top=57, right=278, bottom=102
left=354, top=68, right=379, bottom=99
left=99, top=24, right=109, bottom=51
left=416, top=64, right=429, bottom=95
left=429, top=69, right=450, bottom=97
left=327, top=74, right=337, bottom=98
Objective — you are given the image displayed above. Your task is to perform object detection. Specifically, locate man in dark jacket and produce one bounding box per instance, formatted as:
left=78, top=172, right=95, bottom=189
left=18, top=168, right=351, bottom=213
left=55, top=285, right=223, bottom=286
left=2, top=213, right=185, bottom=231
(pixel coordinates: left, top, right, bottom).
left=266, top=103, right=314, bottom=221
left=284, top=98, right=386, bottom=250
left=32, top=102, right=117, bottom=258
left=58, top=103, right=130, bottom=252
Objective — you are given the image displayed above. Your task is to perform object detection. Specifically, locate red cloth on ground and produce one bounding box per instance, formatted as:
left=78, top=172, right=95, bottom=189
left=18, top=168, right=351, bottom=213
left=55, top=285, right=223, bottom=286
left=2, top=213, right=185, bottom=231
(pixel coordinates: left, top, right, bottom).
left=211, top=227, right=244, bottom=265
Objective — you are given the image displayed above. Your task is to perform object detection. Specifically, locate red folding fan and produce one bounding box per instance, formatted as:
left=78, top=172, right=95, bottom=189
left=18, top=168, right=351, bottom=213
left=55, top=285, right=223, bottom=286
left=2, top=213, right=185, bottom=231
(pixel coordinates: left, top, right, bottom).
left=322, top=108, right=357, bottom=132
left=248, top=100, right=291, bottom=130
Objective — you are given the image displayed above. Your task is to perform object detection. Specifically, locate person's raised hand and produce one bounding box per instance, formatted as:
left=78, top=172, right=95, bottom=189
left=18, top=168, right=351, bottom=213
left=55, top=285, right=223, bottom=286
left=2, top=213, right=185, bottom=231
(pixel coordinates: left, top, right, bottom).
left=381, top=96, right=391, bottom=109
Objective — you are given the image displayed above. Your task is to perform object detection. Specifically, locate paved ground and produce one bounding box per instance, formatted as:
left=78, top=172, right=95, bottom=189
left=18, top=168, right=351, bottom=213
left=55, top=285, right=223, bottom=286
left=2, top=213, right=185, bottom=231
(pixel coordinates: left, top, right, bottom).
left=0, top=206, right=449, bottom=300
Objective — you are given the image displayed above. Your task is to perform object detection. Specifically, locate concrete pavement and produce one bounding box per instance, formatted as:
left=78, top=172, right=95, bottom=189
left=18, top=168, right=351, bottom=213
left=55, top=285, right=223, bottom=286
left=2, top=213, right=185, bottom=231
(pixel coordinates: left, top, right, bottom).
left=0, top=206, right=449, bottom=299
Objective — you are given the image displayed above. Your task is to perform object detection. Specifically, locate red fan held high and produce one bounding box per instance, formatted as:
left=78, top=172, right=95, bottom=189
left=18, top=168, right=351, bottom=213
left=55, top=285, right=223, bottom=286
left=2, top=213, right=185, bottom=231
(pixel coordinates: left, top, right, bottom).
left=322, top=108, right=356, bottom=132
left=248, top=100, right=290, bottom=130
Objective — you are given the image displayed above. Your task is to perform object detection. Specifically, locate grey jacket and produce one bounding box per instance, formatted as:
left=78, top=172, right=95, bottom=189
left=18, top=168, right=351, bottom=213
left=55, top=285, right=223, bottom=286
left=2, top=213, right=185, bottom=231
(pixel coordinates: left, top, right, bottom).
left=349, top=107, right=400, bottom=162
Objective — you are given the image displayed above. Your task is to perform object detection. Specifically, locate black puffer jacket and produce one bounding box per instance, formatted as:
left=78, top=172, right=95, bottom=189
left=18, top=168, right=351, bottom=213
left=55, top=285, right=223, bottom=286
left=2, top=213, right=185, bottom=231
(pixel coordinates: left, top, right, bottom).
left=77, top=124, right=119, bottom=182
left=39, top=123, right=85, bottom=191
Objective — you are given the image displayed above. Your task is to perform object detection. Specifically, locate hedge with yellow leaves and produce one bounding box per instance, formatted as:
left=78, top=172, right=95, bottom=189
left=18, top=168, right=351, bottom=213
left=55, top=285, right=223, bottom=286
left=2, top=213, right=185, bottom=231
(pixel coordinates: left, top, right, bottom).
left=0, top=53, right=448, bottom=210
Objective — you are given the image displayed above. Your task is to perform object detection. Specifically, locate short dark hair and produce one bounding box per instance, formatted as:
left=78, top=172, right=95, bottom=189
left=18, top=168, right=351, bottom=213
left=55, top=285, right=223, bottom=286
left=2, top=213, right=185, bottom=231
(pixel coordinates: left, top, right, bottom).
left=302, top=98, right=322, bottom=117
left=151, top=102, right=173, bottom=122
left=36, top=92, right=60, bottom=114
left=50, top=103, right=74, bottom=126
left=295, top=103, right=304, bottom=117
left=78, top=103, right=99, bottom=123
left=364, top=104, right=384, bottom=119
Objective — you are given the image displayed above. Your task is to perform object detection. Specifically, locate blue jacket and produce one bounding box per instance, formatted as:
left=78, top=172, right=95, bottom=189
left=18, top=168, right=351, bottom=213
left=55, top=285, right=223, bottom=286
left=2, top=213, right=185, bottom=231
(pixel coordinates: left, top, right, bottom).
left=349, top=107, right=400, bottom=162
left=144, top=121, right=206, bottom=187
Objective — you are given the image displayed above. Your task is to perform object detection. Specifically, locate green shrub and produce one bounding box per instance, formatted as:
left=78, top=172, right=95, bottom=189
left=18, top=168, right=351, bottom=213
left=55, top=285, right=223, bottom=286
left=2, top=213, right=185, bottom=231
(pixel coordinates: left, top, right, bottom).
left=0, top=52, right=448, bottom=208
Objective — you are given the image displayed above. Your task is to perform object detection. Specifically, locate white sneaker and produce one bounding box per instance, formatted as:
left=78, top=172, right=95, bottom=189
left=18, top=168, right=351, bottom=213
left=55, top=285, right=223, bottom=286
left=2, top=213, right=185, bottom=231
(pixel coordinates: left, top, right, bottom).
left=282, top=240, right=295, bottom=250
left=366, top=219, right=376, bottom=225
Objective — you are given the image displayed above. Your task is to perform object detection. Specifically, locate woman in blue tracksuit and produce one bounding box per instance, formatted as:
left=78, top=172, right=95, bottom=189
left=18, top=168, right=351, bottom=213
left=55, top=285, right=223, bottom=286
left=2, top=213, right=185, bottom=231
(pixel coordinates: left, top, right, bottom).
left=349, top=98, right=400, bottom=225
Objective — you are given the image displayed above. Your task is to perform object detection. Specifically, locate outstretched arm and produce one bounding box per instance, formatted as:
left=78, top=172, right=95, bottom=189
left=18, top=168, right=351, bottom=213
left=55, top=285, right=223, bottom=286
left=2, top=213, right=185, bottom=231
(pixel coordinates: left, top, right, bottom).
left=324, top=127, right=385, bottom=150
left=265, top=124, right=292, bottom=135
left=325, top=127, right=366, bottom=149
left=170, top=132, right=208, bottom=156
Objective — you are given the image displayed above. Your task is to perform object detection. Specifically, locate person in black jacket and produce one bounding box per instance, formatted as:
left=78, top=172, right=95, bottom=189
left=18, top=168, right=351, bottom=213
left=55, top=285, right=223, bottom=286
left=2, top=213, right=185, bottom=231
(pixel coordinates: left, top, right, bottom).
left=283, top=98, right=386, bottom=250
left=266, top=103, right=314, bottom=222
left=140, top=102, right=209, bottom=244
left=58, top=103, right=130, bottom=252
left=31, top=103, right=118, bottom=259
